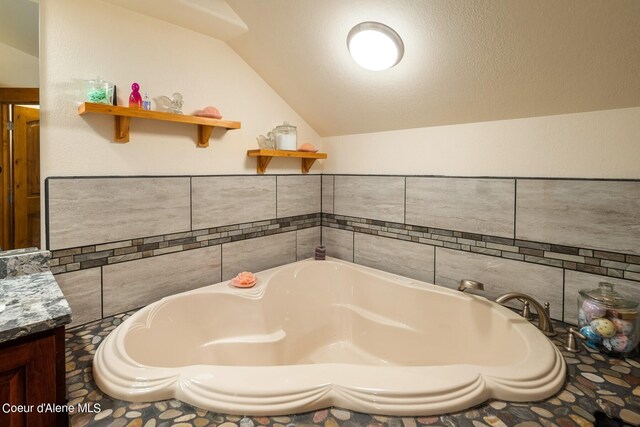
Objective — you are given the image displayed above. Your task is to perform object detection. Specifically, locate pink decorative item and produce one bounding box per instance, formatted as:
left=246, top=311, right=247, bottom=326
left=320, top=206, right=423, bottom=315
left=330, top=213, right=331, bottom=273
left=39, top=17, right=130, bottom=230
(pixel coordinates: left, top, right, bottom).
left=231, top=271, right=256, bottom=288
left=297, top=142, right=318, bottom=152
left=194, top=106, right=223, bottom=119
left=129, top=83, right=142, bottom=108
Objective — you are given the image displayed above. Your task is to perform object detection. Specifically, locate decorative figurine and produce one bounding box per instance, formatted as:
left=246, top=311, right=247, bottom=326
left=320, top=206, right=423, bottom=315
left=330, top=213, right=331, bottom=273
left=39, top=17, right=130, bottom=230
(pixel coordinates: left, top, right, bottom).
left=129, top=82, right=143, bottom=108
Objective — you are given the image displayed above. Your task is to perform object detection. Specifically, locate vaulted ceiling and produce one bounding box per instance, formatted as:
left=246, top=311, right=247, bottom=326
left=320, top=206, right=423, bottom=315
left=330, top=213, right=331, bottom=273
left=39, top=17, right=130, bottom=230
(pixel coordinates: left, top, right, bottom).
left=5, top=0, right=639, bottom=137
left=225, top=0, right=640, bottom=136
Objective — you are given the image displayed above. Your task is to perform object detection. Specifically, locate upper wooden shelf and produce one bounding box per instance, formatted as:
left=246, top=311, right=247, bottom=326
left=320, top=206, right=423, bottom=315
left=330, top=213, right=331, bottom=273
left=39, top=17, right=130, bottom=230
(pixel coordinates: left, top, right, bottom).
left=78, top=102, right=241, bottom=148
left=247, top=149, right=327, bottom=174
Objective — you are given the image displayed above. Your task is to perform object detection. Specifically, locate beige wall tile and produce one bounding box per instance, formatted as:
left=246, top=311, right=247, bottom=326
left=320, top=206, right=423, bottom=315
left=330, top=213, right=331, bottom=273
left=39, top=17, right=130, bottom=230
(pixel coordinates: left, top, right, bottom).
left=277, top=175, right=321, bottom=217
left=322, top=175, right=334, bottom=214
left=222, top=232, right=296, bottom=280
left=103, top=246, right=221, bottom=316
left=297, top=227, right=321, bottom=260
left=55, top=268, right=101, bottom=327
left=191, top=176, right=276, bottom=229
left=435, top=247, right=564, bottom=319
left=354, top=233, right=435, bottom=283
left=321, top=227, right=354, bottom=262
left=334, top=176, right=405, bottom=223
left=406, top=177, right=515, bottom=237
left=48, top=177, right=191, bottom=249
left=517, top=180, right=640, bottom=255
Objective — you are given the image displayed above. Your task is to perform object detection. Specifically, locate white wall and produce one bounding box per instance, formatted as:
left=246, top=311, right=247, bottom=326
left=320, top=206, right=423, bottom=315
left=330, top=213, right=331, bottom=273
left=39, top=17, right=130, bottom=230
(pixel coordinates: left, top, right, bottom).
left=322, top=107, right=640, bottom=178
left=39, top=0, right=321, bottom=178
left=0, top=41, right=39, bottom=87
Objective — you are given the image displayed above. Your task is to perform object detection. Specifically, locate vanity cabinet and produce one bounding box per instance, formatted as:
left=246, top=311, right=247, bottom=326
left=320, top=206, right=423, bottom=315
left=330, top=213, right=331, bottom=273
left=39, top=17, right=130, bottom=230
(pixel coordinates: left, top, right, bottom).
left=0, top=326, right=67, bottom=427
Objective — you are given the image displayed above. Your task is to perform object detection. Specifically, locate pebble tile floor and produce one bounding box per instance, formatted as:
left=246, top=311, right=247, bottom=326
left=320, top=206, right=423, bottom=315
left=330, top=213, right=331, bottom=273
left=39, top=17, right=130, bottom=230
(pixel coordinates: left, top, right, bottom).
left=66, top=312, right=640, bottom=427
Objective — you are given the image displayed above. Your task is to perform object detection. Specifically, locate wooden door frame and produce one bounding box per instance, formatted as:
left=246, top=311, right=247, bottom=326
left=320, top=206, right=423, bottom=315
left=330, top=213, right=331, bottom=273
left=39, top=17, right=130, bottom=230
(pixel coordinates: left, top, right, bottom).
left=0, top=88, right=39, bottom=250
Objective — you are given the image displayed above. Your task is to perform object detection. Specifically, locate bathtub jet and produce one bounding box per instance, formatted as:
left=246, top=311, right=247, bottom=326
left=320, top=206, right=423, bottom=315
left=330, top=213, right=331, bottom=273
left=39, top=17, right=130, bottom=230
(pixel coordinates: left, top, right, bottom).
left=93, top=258, right=566, bottom=416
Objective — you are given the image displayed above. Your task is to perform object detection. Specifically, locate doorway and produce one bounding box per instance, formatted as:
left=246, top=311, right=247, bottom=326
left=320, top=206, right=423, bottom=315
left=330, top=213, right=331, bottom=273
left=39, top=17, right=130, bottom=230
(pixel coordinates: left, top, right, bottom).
left=0, top=88, right=40, bottom=250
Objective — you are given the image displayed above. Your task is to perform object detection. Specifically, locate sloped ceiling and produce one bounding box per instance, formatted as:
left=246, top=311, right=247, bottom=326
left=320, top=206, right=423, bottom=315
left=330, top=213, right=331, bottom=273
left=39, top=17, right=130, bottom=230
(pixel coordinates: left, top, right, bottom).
left=225, top=0, right=640, bottom=136
left=0, top=0, right=39, bottom=57
left=8, top=0, right=638, bottom=136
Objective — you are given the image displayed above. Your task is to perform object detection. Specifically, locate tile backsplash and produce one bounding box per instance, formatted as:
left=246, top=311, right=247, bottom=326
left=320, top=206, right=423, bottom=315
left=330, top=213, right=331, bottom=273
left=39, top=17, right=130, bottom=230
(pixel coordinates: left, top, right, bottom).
left=47, top=174, right=640, bottom=328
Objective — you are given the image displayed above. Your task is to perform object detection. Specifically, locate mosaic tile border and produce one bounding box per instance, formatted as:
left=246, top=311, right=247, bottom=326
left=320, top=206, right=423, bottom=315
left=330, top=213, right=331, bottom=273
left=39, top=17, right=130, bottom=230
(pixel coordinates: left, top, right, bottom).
left=50, top=214, right=320, bottom=275
left=65, top=310, right=640, bottom=427
left=322, top=213, right=640, bottom=284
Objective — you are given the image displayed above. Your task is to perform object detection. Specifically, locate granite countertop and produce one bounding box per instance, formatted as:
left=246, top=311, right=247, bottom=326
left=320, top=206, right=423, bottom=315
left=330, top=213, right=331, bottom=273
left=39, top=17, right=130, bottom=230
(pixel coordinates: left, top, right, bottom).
left=0, top=250, right=72, bottom=344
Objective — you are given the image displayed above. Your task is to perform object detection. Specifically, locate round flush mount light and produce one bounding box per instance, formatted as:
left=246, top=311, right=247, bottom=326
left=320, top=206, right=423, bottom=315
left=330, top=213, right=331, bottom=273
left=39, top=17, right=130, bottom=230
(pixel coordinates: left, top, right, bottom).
left=347, top=21, right=404, bottom=71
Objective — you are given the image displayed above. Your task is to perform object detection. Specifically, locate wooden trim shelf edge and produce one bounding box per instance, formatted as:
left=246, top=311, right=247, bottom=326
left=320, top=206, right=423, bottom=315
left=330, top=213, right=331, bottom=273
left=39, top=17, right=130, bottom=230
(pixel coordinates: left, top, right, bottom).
left=78, top=102, right=241, bottom=147
left=247, top=149, right=327, bottom=174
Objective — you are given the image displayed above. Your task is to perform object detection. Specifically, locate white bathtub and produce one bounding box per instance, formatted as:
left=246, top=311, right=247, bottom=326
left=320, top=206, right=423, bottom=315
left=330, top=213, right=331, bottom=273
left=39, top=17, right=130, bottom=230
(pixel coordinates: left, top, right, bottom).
left=93, top=258, right=565, bottom=416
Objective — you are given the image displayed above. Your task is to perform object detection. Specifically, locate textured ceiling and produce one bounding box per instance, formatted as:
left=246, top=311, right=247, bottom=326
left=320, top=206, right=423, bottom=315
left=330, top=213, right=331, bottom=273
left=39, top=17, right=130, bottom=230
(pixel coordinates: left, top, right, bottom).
left=226, top=0, right=640, bottom=136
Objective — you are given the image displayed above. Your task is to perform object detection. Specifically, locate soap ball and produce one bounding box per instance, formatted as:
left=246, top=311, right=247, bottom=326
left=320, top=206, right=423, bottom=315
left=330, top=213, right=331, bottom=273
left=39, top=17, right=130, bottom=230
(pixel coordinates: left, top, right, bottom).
left=579, top=325, right=602, bottom=349
left=603, top=334, right=636, bottom=353
left=582, top=300, right=606, bottom=321
left=611, top=317, right=634, bottom=335
left=590, top=318, right=617, bottom=338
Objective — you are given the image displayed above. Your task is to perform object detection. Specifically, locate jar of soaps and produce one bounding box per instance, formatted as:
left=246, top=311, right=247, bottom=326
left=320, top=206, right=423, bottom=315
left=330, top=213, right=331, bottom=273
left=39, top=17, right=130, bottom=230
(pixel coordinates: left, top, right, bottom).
left=578, top=282, right=638, bottom=357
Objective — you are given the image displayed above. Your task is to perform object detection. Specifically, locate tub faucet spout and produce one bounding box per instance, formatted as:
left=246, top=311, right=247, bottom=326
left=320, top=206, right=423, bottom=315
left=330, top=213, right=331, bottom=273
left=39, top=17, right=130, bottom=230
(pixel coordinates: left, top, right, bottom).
left=458, top=279, right=484, bottom=292
left=495, top=292, right=556, bottom=336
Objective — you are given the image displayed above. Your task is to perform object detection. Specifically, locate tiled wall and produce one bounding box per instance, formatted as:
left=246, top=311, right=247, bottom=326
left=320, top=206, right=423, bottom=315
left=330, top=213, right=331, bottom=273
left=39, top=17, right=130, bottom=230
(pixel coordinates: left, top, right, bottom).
left=47, top=176, right=321, bottom=327
left=321, top=175, right=640, bottom=323
left=48, top=174, right=640, bottom=328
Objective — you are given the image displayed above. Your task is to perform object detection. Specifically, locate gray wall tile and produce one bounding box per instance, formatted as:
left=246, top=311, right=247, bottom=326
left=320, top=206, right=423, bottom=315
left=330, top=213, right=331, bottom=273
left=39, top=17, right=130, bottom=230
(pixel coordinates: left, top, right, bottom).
left=564, top=270, right=640, bottom=325
left=103, top=246, right=221, bottom=316
left=406, top=177, right=515, bottom=238
left=435, top=247, right=564, bottom=319
left=277, top=175, right=321, bottom=218
left=321, top=227, right=353, bottom=262
left=48, top=178, right=191, bottom=249
left=354, top=234, right=435, bottom=283
left=297, top=227, right=321, bottom=260
left=192, top=176, right=276, bottom=229
left=55, top=268, right=101, bottom=327
left=516, top=180, right=640, bottom=255
left=322, top=175, right=334, bottom=214
left=222, top=232, right=296, bottom=281
left=334, top=176, right=405, bottom=223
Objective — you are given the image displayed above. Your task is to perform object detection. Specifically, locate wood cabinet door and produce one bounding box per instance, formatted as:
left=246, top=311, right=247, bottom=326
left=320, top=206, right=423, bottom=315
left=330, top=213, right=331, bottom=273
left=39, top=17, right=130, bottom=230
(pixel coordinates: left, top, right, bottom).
left=12, top=105, right=40, bottom=249
left=0, top=331, right=62, bottom=427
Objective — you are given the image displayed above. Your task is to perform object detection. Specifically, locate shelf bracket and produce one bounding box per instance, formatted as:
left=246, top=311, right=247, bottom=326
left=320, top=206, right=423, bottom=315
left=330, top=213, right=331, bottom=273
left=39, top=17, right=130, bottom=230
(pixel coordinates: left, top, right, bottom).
left=256, top=156, right=273, bottom=174
left=197, top=125, right=213, bottom=148
left=301, top=158, right=317, bottom=174
left=114, top=116, right=130, bottom=143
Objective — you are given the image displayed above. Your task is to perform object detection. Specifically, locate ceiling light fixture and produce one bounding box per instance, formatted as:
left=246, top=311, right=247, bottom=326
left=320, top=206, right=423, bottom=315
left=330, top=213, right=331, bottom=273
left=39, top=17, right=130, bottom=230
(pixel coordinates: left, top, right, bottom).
left=347, top=22, right=404, bottom=71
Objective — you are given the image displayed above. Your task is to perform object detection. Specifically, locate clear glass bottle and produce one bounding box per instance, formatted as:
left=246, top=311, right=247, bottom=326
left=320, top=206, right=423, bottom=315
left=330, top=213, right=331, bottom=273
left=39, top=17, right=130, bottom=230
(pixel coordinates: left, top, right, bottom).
left=577, top=282, right=638, bottom=356
left=274, top=122, right=297, bottom=150
left=143, top=92, right=151, bottom=110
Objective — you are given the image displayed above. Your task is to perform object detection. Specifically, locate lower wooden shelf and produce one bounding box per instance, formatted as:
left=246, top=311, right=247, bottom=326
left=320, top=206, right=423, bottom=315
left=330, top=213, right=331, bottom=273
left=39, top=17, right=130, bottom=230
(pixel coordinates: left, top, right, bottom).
left=247, top=149, right=327, bottom=174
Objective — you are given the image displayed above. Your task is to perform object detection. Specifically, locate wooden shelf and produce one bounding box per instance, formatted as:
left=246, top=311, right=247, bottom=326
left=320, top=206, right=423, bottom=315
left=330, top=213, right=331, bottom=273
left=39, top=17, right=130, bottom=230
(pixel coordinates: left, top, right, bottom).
left=247, top=149, right=327, bottom=174
left=78, top=102, right=241, bottom=147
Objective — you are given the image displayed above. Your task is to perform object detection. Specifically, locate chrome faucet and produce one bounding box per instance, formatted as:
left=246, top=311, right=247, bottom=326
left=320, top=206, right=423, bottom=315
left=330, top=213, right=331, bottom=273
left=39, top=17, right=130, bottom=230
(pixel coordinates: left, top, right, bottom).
left=495, top=292, right=556, bottom=336
left=458, top=279, right=485, bottom=292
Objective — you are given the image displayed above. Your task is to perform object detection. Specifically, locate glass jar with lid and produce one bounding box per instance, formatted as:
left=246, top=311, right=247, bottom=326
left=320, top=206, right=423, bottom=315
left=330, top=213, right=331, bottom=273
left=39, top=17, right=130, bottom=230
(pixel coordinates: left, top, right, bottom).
left=274, top=122, right=297, bottom=150
left=577, top=282, right=638, bottom=356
